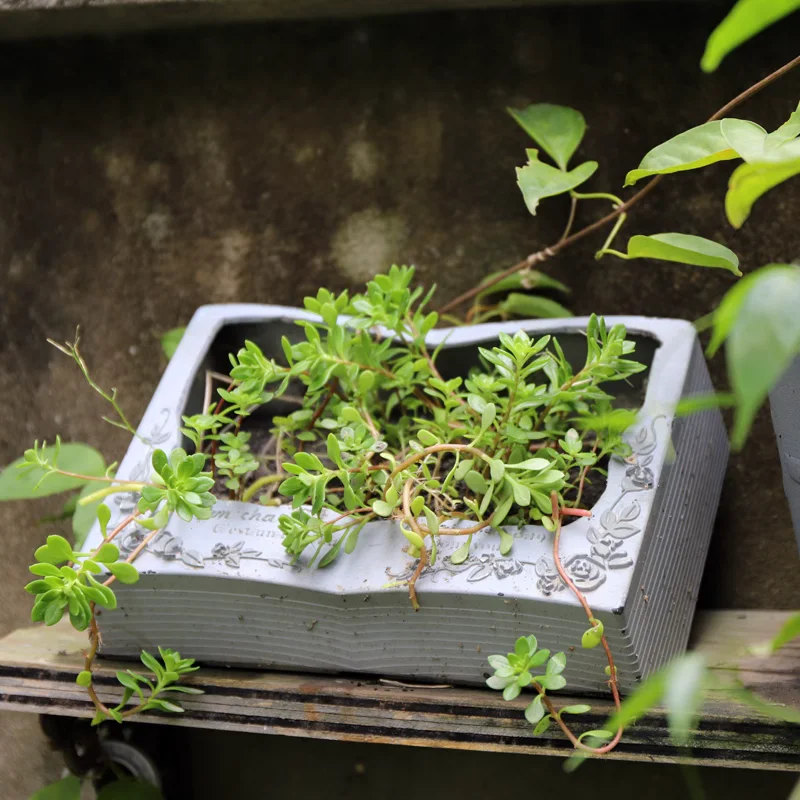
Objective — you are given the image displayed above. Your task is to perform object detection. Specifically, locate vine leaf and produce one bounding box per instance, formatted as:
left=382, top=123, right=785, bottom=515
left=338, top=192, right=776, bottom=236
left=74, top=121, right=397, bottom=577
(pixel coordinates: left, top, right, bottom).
left=624, top=121, right=739, bottom=186
left=0, top=443, right=105, bottom=500
left=719, top=119, right=768, bottom=163
left=621, top=234, right=741, bottom=275
left=765, top=102, right=800, bottom=150
left=726, top=264, right=800, bottom=448
left=516, top=150, right=597, bottom=216
left=476, top=268, right=570, bottom=299
left=701, top=0, right=800, bottom=73
left=29, top=775, right=82, bottom=800
left=507, top=104, right=586, bottom=170
left=497, top=293, right=573, bottom=319
left=160, top=327, right=186, bottom=360
left=751, top=612, right=800, bottom=656
left=725, top=148, right=800, bottom=228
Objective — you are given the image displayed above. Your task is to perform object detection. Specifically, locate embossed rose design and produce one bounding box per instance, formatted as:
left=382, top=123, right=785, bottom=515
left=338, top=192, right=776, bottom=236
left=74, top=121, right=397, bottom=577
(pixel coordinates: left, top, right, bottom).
left=535, top=556, right=561, bottom=596
left=211, top=543, right=230, bottom=559
left=562, top=554, right=606, bottom=591
left=492, top=558, right=525, bottom=580
left=622, top=456, right=654, bottom=491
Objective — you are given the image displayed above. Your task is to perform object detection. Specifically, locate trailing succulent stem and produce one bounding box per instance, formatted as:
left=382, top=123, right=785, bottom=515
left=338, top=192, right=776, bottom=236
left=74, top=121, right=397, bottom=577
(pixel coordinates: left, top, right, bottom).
left=23, top=444, right=213, bottom=723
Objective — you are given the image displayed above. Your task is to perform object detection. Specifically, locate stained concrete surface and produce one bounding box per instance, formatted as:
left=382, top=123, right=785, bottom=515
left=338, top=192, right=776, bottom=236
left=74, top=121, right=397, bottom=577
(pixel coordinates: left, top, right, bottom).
left=0, top=3, right=798, bottom=796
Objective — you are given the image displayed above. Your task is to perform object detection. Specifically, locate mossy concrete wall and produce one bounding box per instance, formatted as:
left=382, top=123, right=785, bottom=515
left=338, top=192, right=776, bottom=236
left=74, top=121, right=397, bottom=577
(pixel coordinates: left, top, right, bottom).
left=0, top=8, right=798, bottom=790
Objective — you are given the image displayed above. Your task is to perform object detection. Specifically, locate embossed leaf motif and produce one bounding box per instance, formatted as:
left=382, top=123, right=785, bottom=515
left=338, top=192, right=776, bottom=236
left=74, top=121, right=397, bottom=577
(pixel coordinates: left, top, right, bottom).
left=180, top=550, right=205, bottom=569
left=593, top=542, right=612, bottom=559
left=618, top=501, right=641, bottom=523
left=165, top=539, right=183, bottom=557
left=608, top=524, right=639, bottom=539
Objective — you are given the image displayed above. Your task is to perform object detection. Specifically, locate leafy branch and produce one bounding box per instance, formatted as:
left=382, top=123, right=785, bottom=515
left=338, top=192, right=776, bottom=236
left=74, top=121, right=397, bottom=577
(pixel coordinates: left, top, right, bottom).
left=438, top=52, right=800, bottom=316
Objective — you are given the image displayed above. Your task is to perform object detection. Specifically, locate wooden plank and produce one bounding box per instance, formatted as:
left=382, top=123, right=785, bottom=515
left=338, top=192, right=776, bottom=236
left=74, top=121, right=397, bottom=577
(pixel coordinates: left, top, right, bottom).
left=0, top=610, right=798, bottom=770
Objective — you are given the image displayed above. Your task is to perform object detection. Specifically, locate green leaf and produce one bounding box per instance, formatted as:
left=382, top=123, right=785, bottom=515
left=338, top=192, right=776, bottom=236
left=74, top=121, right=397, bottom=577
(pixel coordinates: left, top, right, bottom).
left=140, top=650, right=165, bottom=680
left=498, top=529, right=514, bottom=556
left=560, top=704, right=592, bottom=715
left=624, top=121, right=738, bottom=186
left=35, top=535, right=75, bottom=564
left=502, top=682, right=522, bottom=701
left=464, top=470, right=489, bottom=494
left=372, top=499, right=394, bottom=518
left=450, top=534, right=472, bottom=565
left=622, top=233, right=741, bottom=276
left=707, top=266, right=777, bottom=357
left=326, top=434, right=345, bottom=469
left=29, top=775, right=82, bottom=800
left=726, top=265, right=800, bottom=448
left=160, top=327, right=186, bottom=360
left=506, top=458, right=549, bottom=472
left=508, top=104, right=586, bottom=170
left=76, top=670, right=93, bottom=687
left=400, top=525, right=425, bottom=550
left=752, top=613, right=800, bottom=655
left=516, top=150, right=598, bottom=215
left=423, top=506, right=439, bottom=537
left=663, top=653, right=707, bottom=746
left=719, top=118, right=768, bottom=163
left=547, top=652, right=567, bottom=676
left=357, top=370, right=375, bottom=394
left=108, top=562, right=140, bottom=584
left=606, top=669, right=667, bottom=732
left=481, top=403, right=496, bottom=431
left=116, top=670, right=142, bottom=694
left=85, top=574, right=117, bottom=609
left=477, top=268, right=569, bottom=299
left=71, top=484, right=104, bottom=549
left=578, top=729, right=613, bottom=743
left=701, top=0, right=800, bottom=72
left=94, top=543, right=120, bottom=564
left=725, top=150, right=800, bottom=228
left=525, top=694, right=546, bottom=725
left=766, top=102, right=800, bottom=150
left=152, top=699, right=184, bottom=713
left=581, top=621, right=604, bottom=649
left=490, top=460, right=505, bottom=482
left=0, top=443, right=105, bottom=500
left=97, top=779, right=164, bottom=800
left=536, top=674, right=566, bottom=691
left=497, top=293, right=572, bottom=319
left=532, top=715, right=552, bottom=736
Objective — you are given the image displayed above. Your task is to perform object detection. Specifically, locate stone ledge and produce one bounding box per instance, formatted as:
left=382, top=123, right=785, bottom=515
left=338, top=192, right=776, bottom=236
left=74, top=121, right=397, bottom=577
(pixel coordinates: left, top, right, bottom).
left=0, top=0, right=642, bottom=40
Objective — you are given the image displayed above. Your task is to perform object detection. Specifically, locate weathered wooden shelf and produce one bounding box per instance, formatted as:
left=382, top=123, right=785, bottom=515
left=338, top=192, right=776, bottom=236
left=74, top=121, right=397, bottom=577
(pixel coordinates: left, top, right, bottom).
left=0, top=610, right=798, bottom=770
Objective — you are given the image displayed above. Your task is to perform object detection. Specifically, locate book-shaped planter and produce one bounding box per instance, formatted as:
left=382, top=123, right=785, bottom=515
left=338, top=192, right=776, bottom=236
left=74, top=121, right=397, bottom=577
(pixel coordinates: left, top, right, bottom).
left=85, top=306, right=728, bottom=693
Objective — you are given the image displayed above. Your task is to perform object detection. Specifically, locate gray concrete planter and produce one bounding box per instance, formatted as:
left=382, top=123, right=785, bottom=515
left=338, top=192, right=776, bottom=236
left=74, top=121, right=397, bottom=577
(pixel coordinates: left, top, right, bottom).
left=84, top=305, right=728, bottom=693
left=770, top=356, right=800, bottom=552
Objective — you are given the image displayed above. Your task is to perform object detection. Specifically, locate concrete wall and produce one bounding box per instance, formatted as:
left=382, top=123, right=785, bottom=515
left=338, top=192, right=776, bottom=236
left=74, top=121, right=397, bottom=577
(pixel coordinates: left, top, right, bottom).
left=0, top=5, right=798, bottom=793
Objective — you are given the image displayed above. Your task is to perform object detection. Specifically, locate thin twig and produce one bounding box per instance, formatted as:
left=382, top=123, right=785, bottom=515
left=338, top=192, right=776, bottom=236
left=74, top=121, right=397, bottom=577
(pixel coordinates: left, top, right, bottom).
left=559, top=194, right=578, bottom=242
left=546, top=492, right=624, bottom=754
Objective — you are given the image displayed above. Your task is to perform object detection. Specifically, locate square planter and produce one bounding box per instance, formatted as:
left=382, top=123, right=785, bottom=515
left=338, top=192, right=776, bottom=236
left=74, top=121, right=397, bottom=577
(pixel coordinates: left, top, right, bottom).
left=85, top=305, right=728, bottom=693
